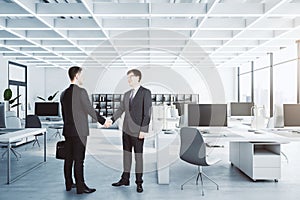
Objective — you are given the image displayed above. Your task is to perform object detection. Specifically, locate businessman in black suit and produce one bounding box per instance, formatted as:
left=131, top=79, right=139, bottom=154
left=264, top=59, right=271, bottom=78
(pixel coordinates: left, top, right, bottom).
left=108, top=69, right=152, bottom=193
left=60, top=66, right=109, bottom=194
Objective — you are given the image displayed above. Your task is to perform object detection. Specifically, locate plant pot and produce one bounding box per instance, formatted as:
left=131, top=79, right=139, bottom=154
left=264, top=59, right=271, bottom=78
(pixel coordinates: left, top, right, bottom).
left=4, top=101, right=9, bottom=112
left=6, top=110, right=17, bottom=117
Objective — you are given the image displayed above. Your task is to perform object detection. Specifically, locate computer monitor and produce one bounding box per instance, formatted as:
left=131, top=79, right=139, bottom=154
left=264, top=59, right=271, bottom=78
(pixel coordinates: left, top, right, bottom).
left=188, top=104, right=227, bottom=126
left=230, top=102, right=254, bottom=116
left=35, top=102, right=59, bottom=117
left=283, top=104, right=300, bottom=126
left=0, top=102, right=5, bottom=128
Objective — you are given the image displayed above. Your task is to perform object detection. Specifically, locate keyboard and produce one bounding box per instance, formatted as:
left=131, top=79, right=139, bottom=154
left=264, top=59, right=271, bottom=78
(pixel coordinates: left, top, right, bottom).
left=46, top=118, right=62, bottom=121
left=254, top=130, right=268, bottom=134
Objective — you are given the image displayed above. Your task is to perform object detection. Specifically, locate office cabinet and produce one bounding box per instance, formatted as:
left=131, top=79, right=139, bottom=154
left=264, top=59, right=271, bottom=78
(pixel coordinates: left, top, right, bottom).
left=92, top=93, right=199, bottom=117
left=230, top=142, right=281, bottom=181
left=92, top=94, right=123, bottom=118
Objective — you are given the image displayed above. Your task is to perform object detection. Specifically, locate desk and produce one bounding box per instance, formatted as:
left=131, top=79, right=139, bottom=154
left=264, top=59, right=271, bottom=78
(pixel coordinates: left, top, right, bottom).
left=156, top=127, right=292, bottom=184
left=0, top=128, right=47, bottom=184
left=41, top=120, right=63, bottom=140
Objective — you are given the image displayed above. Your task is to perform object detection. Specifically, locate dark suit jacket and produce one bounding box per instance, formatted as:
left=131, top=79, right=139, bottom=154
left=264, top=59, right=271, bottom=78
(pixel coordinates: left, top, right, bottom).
left=111, top=86, right=152, bottom=135
left=60, top=84, right=105, bottom=137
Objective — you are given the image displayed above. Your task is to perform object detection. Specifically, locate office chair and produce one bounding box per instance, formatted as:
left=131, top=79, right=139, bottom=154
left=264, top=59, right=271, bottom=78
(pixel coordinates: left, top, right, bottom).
left=1, top=112, right=22, bottom=160
left=25, top=115, right=42, bottom=147
left=179, top=127, right=221, bottom=196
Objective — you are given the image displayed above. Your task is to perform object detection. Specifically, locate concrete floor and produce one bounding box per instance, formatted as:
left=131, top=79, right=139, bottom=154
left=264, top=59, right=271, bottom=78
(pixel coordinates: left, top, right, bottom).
left=1, top=128, right=300, bottom=200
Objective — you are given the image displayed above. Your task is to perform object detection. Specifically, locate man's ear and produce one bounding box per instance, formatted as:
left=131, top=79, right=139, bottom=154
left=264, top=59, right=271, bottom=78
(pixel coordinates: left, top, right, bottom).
left=75, top=73, right=79, bottom=80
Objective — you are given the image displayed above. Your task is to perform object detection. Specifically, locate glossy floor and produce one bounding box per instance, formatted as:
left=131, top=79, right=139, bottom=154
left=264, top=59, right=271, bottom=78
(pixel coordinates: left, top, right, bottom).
left=1, top=128, right=300, bottom=200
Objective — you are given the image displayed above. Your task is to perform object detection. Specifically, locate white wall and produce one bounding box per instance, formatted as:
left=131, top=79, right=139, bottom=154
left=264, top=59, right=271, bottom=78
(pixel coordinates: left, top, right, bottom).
left=0, top=55, right=8, bottom=102
left=3, top=57, right=236, bottom=108
left=218, top=67, right=236, bottom=103
left=75, top=66, right=236, bottom=104
left=27, top=66, right=45, bottom=114
left=44, top=67, right=69, bottom=102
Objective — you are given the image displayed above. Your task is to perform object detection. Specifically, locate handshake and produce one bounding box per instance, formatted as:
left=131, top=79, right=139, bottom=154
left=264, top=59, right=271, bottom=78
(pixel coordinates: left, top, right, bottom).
left=104, top=119, right=113, bottom=128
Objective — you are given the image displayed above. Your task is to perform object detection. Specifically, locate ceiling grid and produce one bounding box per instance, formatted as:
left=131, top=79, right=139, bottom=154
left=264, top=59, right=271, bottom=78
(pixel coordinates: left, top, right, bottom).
left=0, top=0, right=299, bottom=68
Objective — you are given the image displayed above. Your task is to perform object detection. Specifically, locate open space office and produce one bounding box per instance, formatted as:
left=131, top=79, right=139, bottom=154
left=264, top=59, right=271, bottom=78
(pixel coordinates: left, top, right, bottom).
left=1, top=0, right=300, bottom=199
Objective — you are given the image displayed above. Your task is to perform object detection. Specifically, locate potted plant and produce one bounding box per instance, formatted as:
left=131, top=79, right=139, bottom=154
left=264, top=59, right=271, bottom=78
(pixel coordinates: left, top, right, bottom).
left=3, top=88, right=21, bottom=116
left=37, top=91, right=59, bottom=102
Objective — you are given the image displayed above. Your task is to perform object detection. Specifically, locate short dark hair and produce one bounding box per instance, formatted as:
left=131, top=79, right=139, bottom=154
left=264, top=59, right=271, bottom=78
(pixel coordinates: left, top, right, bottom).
left=68, top=66, right=82, bottom=81
left=127, top=69, right=142, bottom=82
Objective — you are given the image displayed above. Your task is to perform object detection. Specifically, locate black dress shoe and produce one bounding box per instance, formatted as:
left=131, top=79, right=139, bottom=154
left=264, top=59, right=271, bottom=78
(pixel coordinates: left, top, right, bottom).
left=137, top=184, right=143, bottom=193
left=77, top=187, right=96, bottom=194
left=112, top=180, right=130, bottom=187
left=66, top=183, right=76, bottom=191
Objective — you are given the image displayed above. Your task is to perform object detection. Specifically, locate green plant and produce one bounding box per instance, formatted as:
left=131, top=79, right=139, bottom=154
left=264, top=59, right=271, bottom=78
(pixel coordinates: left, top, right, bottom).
left=37, top=91, right=59, bottom=102
left=3, top=88, right=22, bottom=110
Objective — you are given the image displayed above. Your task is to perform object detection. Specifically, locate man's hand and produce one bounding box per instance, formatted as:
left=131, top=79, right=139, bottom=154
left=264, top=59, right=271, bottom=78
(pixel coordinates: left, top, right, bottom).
left=138, top=132, right=146, bottom=139
left=104, top=119, right=112, bottom=128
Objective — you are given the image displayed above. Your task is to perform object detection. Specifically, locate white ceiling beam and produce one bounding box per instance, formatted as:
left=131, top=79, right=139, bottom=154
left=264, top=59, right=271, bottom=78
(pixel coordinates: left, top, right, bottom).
left=171, top=0, right=219, bottom=67
left=211, top=0, right=290, bottom=64
left=12, top=0, right=101, bottom=67
left=251, top=17, right=294, bottom=29
left=270, top=2, right=300, bottom=15
left=201, top=17, right=248, bottom=29
left=81, top=0, right=128, bottom=68
left=0, top=30, right=19, bottom=38
left=151, top=3, right=206, bottom=15
left=102, top=19, right=148, bottom=28
left=67, top=30, right=106, bottom=38
left=6, top=18, right=49, bottom=29
left=0, top=2, right=32, bottom=16
left=238, top=30, right=274, bottom=38
left=210, top=3, right=264, bottom=15
left=36, top=3, right=90, bottom=16
left=194, top=30, right=235, bottom=38
left=94, top=3, right=149, bottom=15
left=151, top=18, right=198, bottom=29
left=26, top=30, right=62, bottom=38
left=54, top=18, right=99, bottom=29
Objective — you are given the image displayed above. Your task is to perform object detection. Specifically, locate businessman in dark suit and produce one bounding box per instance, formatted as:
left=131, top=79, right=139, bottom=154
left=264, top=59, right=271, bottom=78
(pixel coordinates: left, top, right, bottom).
left=60, top=66, right=109, bottom=194
left=109, top=69, right=152, bottom=193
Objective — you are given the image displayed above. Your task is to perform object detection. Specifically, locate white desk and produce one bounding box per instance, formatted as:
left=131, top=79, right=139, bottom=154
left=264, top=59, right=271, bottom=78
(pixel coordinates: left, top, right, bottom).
left=156, top=127, right=293, bottom=184
left=41, top=120, right=63, bottom=139
left=0, top=128, right=47, bottom=184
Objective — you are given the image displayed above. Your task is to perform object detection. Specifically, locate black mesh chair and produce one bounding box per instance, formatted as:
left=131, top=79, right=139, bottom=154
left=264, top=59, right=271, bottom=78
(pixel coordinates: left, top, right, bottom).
left=179, top=127, right=220, bottom=196
left=25, top=115, right=42, bottom=147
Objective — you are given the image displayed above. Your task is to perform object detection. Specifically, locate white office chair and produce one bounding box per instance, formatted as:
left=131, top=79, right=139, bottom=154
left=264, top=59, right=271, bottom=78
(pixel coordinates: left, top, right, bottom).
left=5, top=116, right=22, bottom=128
left=0, top=113, right=22, bottom=160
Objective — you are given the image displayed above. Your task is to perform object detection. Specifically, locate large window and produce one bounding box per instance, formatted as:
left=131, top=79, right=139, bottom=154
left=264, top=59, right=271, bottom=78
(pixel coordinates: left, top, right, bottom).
left=237, top=52, right=297, bottom=120
left=254, top=67, right=270, bottom=117
left=8, top=61, right=27, bottom=119
left=273, top=60, right=297, bottom=111
left=239, top=72, right=252, bottom=102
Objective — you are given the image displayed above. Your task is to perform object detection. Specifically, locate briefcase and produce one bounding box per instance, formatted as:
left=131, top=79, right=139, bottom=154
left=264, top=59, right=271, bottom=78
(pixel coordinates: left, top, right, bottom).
left=56, top=141, right=65, bottom=160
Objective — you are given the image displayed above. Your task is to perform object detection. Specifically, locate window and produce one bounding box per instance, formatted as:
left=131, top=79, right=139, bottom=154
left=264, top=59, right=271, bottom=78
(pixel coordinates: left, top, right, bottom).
left=8, top=61, right=27, bottom=119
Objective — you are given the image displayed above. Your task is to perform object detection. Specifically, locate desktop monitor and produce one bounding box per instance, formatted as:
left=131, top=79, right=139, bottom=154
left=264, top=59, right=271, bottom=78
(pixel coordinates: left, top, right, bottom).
left=283, top=104, right=300, bottom=126
left=35, top=102, right=59, bottom=117
left=230, top=102, right=254, bottom=116
left=0, top=102, right=5, bottom=128
left=188, top=104, right=227, bottom=126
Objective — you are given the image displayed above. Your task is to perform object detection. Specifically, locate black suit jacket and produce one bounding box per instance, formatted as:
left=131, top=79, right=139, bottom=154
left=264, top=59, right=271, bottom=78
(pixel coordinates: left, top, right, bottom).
left=60, top=84, right=105, bottom=137
left=111, top=86, right=152, bottom=135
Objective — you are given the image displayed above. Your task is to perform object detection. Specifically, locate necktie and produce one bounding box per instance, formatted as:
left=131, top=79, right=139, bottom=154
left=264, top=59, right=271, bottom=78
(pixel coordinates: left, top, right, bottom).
left=129, top=89, right=135, bottom=103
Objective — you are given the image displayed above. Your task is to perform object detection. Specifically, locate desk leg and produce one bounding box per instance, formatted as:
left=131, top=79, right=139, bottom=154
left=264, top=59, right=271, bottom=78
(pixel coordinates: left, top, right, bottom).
left=44, top=132, right=47, bottom=162
left=7, top=142, right=11, bottom=184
